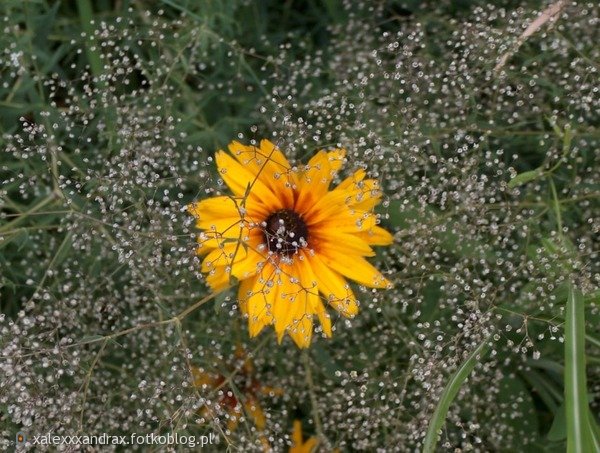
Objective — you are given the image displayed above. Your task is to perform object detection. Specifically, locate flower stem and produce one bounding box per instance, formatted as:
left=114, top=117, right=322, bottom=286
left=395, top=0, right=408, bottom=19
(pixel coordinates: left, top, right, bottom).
left=302, top=351, right=326, bottom=443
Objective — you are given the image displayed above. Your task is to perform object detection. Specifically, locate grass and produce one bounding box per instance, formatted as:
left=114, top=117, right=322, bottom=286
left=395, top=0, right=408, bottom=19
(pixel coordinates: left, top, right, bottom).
left=422, top=336, right=491, bottom=453
left=565, top=285, right=595, bottom=453
left=0, top=0, right=599, bottom=451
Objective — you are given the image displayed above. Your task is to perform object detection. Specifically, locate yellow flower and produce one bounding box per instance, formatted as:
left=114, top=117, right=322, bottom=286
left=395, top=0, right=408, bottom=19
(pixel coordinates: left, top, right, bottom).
left=289, top=420, right=318, bottom=453
left=188, top=139, right=393, bottom=348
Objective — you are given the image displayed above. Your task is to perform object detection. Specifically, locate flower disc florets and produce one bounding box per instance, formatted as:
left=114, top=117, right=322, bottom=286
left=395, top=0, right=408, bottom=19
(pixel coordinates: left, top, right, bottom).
left=263, top=209, right=309, bottom=256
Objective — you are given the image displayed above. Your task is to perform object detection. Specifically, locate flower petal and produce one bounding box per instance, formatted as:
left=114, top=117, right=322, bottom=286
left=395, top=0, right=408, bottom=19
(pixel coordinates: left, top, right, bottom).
left=273, top=273, right=298, bottom=342
left=187, top=196, right=239, bottom=219
left=319, top=247, right=391, bottom=288
left=335, top=168, right=366, bottom=191
left=311, top=230, right=375, bottom=257
left=215, top=150, right=283, bottom=212
left=355, top=225, right=394, bottom=245
left=334, top=169, right=382, bottom=210
left=228, top=140, right=295, bottom=207
left=287, top=314, right=313, bottom=348
left=204, top=239, right=265, bottom=292
left=237, top=274, right=255, bottom=316
left=308, top=254, right=358, bottom=317
left=228, top=140, right=291, bottom=173
left=295, top=253, right=331, bottom=337
left=302, top=187, right=361, bottom=225
left=303, top=149, right=345, bottom=191
left=242, top=263, right=277, bottom=337
left=292, top=420, right=303, bottom=445
left=244, top=397, right=266, bottom=430
left=189, top=194, right=270, bottom=222
left=295, top=149, right=346, bottom=212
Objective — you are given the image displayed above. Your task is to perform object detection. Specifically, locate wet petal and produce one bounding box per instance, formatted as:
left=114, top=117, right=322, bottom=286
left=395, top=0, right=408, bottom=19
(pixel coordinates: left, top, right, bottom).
left=319, top=247, right=391, bottom=288
left=295, top=149, right=346, bottom=212
left=228, top=140, right=295, bottom=207
left=215, top=150, right=283, bottom=212
left=308, top=254, right=358, bottom=317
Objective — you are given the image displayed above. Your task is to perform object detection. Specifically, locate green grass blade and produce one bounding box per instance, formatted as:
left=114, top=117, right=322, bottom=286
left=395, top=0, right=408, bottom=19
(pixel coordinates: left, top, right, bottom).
left=565, top=284, right=593, bottom=453
left=586, top=333, right=600, bottom=349
left=589, top=409, right=600, bottom=452
left=422, top=337, right=491, bottom=453
left=76, top=0, right=104, bottom=78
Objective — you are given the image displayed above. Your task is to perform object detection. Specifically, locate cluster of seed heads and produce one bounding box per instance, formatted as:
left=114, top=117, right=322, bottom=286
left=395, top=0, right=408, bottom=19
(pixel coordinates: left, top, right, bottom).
left=0, top=1, right=599, bottom=451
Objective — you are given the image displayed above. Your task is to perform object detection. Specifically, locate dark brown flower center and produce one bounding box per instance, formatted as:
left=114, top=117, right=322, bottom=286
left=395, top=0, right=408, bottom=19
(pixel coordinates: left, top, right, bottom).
left=263, top=209, right=308, bottom=256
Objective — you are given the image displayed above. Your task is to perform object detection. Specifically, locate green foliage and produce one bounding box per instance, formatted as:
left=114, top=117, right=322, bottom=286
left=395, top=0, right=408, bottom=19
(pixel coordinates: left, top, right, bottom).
left=422, top=337, right=491, bottom=453
left=0, top=1, right=599, bottom=451
left=564, top=285, right=596, bottom=453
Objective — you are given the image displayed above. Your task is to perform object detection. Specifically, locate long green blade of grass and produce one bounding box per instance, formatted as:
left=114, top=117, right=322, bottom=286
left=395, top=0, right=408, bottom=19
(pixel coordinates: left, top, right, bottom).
left=565, top=284, right=593, bottom=453
left=422, top=337, right=491, bottom=453
left=76, top=0, right=104, bottom=78
left=589, top=408, right=600, bottom=452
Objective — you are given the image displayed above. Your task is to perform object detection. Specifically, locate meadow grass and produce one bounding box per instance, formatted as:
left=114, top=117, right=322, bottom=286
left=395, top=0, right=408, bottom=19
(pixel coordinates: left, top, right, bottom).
left=1, top=1, right=599, bottom=451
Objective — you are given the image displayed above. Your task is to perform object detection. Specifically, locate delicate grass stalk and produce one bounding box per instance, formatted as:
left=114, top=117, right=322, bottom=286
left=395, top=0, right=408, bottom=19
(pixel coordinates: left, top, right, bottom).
left=76, top=0, right=104, bottom=79
left=0, top=290, right=225, bottom=360
left=78, top=339, right=107, bottom=430
left=564, top=284, right=593, bottom=453
left=303, top=351, right=325, bottom=443
left=0, top=193, right=55, bottom=234
left=76, top=0, right=118, bottom=150
left=494, top=0, right=566, bottom=71
left=29, top=230, right=74, bottom=299
left=586, top=334, right=600, bottom=349
left=590, top=409, right=600, bottom=452
left=549, top=178, right=563, bottom=239
left=422, top=336, right=491, bottom=453
left=508, top=123, right=572, bottom=188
